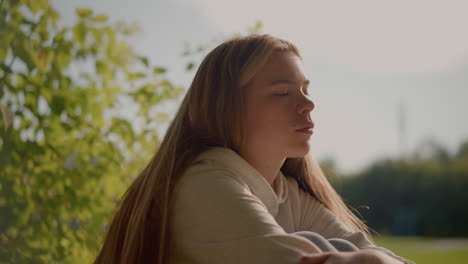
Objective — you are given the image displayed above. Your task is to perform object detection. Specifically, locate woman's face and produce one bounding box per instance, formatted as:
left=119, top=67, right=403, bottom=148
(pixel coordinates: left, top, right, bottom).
left=241, top=51, right=315, bottom=158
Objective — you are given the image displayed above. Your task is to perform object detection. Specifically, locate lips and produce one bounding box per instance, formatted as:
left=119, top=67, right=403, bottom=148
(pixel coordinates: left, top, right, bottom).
left=296, top=122, right=315, bottom=131
left=295, top=122, right=314, bottom=135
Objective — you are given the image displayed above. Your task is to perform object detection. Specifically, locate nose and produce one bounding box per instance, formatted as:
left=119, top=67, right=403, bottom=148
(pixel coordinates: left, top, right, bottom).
left=297, top=96, right=315, bottom=115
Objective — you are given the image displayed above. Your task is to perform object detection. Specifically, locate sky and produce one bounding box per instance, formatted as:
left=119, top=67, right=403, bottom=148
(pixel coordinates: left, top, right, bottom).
left=53, top=0, right=468, bottom=174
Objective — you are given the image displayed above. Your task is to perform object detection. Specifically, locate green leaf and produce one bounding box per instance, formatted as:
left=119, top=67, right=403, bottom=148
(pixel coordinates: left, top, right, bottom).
left=50, top=95, right=66, bottom=114
left=129, top=72, right=146, bottom=80
left=0, top=27, right=15, bottom=62
left=72, top=22, right=87, bottom=45
left=90, top=28, right=102, bottom=44
left=185, top=62, right=194, bottom=71
left=153, top=67, right=166, bottom=74
left=55, top=51, right=72, bottom=69
left=95, top=60, right=107, bottom=75
left=47, top=7, right=61, bottom=27
left=139, top=56, right=149, bottom=67
left=26, top=0, right=49, bottom=14
left=92, top=15, right=109, bottom=23
left=75, top=8, right=93, bottom=19
left=36, top=48, right=54, bottom=74
left=1, top=104, right=13, bottom=130
left=0, top=63, right=13, bottom=75
left=11, top=36, right=36, bottom=71
left=248, top=20, right=263, bottom=34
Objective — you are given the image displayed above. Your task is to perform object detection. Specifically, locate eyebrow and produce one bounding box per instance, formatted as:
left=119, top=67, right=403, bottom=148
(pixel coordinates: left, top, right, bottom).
left=269, top=79, right=310, bottom=87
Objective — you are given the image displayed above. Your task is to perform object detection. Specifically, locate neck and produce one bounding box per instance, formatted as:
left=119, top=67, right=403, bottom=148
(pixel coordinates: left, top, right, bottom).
left=238, top=149, right=285, bottom=185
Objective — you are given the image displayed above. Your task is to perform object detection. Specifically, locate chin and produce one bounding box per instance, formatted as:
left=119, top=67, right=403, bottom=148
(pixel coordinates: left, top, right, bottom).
left=286, top=143, right=311, bottom=158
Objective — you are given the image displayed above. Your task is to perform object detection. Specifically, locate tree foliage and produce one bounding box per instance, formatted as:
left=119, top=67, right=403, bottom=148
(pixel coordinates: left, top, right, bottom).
left=334, top=139, right=468, bottom=237
left=0, top=0, right=182, bottom=262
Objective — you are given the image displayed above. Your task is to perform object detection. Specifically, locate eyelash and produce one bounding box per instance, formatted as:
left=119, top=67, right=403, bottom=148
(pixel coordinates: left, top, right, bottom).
left=274, top=89, right=310, bottom=97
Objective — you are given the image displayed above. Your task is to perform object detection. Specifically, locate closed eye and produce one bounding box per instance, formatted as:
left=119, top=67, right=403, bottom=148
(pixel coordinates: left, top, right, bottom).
left=274, top=92, right=289, bottom=96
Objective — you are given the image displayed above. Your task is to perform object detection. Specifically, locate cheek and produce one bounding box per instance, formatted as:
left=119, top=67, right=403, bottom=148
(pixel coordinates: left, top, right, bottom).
left=245, top=99, right=293, bottom=134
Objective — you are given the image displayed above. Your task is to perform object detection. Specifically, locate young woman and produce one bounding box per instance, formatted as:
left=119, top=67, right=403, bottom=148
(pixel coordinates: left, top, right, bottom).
left=94, top=34, right=414, bottom=264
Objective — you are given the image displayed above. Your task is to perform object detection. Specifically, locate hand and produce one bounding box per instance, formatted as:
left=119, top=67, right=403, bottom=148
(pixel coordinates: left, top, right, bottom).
left=301, top=252, right=359, bottom=264
left=299, top=253, right=333, bottom=264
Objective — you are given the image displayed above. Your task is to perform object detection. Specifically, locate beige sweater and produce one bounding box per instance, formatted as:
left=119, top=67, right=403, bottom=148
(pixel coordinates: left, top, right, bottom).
left=169, top=147, right=414, bottom=264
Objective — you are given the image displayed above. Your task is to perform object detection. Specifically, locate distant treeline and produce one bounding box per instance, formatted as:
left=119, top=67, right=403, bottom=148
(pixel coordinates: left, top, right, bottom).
left=329, top=139, right=468, bottom=237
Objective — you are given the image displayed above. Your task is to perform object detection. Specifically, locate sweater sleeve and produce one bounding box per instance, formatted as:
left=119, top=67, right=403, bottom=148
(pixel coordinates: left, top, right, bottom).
left=297, top=187, right=416, bottom=264
left=170, top=168, right=323, bottom=264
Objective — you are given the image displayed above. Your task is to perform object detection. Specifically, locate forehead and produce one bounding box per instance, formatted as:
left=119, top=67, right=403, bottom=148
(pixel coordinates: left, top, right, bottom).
left=254, top=51, right=305, bottom=83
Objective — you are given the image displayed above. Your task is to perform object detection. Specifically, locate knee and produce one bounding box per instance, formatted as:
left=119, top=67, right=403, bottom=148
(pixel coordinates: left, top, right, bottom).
left=328, top=238, right=360, bottom=252
left=293, top=231, right=337, bottom=252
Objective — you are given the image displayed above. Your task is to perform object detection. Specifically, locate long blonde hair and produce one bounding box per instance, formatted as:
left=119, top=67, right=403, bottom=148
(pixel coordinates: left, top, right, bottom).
left=94, top=34, right=369, bottom=264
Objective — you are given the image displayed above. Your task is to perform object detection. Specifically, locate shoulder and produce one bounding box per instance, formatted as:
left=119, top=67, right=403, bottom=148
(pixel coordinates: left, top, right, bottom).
left=176, top=147, right=251, bottom=191
left=176, top=146, right=273, bottom=193
left=176, top=162, right=249, bottom=197
left=173, top=147, right=259, bottom=209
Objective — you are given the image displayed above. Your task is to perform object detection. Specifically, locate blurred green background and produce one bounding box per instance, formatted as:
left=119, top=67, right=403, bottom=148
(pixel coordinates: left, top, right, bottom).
left=1, top=0, right=467, bottom=263
left=374, top=236, right=468, bottom=264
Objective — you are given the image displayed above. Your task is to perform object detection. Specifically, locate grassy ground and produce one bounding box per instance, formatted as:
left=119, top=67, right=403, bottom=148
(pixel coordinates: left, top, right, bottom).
left=373, top=236, right=468, bottom=264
